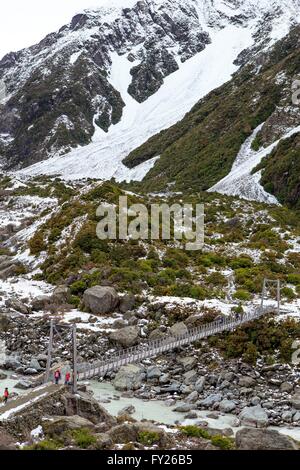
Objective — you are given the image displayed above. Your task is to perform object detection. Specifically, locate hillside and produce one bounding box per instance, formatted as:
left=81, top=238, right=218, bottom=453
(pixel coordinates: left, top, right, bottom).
left=123, top=24, right=300, bottom=208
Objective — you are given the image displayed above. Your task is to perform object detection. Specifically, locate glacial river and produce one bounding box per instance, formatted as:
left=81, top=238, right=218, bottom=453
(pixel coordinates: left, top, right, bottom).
left=1, top=368, right=299, bottom=441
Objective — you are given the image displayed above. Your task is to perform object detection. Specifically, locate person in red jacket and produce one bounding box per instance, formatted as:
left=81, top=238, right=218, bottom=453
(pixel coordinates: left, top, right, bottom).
left=54, top=369, right=61, bottom=385
left=3, top=388, right=9, bottom=405
left=65, top=371, right=71, bottom=385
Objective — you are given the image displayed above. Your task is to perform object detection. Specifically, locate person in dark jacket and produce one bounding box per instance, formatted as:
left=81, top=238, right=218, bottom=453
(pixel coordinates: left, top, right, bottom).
left=54, top=369, right=61, bottom=385
left=65, top=371, right=71, bottom=385
left=3, top=388, right=9, bottom=404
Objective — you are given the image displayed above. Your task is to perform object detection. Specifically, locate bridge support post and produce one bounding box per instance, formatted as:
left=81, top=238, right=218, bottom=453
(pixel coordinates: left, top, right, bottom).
left=261, top=278, right=266, bottom=309
left=277, top=279, right=281, bottom=315
left=72, top=324, right=78, bottom=394
left=45, top=320, right=54, bottom=383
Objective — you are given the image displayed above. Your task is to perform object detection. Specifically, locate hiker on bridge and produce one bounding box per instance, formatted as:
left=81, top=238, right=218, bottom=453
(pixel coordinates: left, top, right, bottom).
left=3, top=387, right=9, bottom=405
left=65, top=371, right=71, bottom=386
left=54, top=369, right=61, bottom=385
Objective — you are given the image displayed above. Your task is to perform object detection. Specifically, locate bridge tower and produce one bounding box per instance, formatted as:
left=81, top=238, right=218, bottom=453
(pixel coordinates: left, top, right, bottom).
left=261, top=278, right=281, bottom=314
left=44, top=321, right=78, bottom=394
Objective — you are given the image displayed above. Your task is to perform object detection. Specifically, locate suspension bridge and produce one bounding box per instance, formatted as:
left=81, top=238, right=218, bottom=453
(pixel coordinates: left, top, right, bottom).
left=0, top=279, right=284, bottom=421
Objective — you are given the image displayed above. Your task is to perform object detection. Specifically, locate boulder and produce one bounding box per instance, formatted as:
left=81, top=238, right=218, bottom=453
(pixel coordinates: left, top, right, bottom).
left=236, top=428, right=299, bottom=450
left=52, top=285, right=71, bottom=304
left=149, top=328, right=165, bottom=341
left=5, top=298, right=31, bottom=315
left=62, top=392, right=116, bottom=426
left=31, top=295, right=52, bottom=311
left=29, top=358, right=43, bottom=372
left=169, top=322, right=188, bottom=337
left=4, top=357, right=22, bottom=371
left=43, top=415, right=95, bottom=437
left=184, top=411, right=198, bottom=419
left=83, top=286, right=119, bottom=315
left=177, top=356, right=197, bottom=371
left=109, top=326, right=139, bottom=348
left=184, top=369, right=198, bottom=385
left=108, top=423, right=137, bottom=444
left=194, top=377, right=206, bottom=393
left=239, top=405, right=268, bottom=428
left=280, top=382, right=293, bottom=393
left=14, top=380, right=32, bottom=390
left=147, top=366, right=162, bottom=380
left=185, top=391, right=199, bottom=404
left=219, top=399, right=236, bottom=413
left=290, top=392, right=300, bottom=410
left=0, top=262, right=21, bottom=280
left=113, top=364, right=145, bottom=391
left=94, top=433, right=112, bottom=450
left=199, top=394, right=222, bottom=408
left=109, top=422, right=174, bottom=448
left=119, top=294, right=135, bottom=313
left=118, top=405, right=136, bottom=416
left=238, top=376, right=256, bottom=388
left=0, top=372, right=7, bottom=380
left=282, top=411, right=293, bottom=423
left=293, top=411, right=300, bottom=422
left=173, top=403, right=194, bottom=413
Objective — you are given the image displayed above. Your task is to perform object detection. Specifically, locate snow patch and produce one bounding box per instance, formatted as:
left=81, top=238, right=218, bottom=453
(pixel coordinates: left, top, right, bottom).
left=208, top=124, right=300, bottom=203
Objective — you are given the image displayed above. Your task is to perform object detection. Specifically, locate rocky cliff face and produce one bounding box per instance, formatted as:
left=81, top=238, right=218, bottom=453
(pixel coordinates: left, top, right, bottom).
left=1, top=0, right=300, bottom=171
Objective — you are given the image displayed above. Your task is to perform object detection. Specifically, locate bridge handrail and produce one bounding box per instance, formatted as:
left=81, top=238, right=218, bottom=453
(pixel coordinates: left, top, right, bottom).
left=77, top=306, right=270, bottom=379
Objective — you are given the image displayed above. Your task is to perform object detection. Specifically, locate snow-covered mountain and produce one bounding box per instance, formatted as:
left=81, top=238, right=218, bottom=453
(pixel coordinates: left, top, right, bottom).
left=0, top=0, right=300, bottom=183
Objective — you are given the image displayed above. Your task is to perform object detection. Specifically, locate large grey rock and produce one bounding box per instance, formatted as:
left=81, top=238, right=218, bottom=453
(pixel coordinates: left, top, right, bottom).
left=94, top=433, right=112, bottom=450
left=184, top=369, right=197, bottom=384
left=52, top=285, right=71, bottom=304
left=293, top=411, right=300, bottom=422
left=63, top=392, right=116, bottom=426
left=147, top=366, right=162, bottom=380
left=4, top=357, right=22, bottom=371
left=83, top=286, right=119, bottom=315
left=31, top=295, right=52, bottom=311
left=29, top=358, right=43, bottom=372
left=239, top=376, right=256, bottom=388
left=199, top=394, right=222, bottom=408
left=169, top=322, right=188, bottom=337
left=173, top=403, right=194, bottom=413
left=15, top=379, right=32, bottom=390
left=219, top=399, right=236, bottom=413
left=149, top=328, right=165, bottom=341
left=236, top=428, right=299, bottom=450
left=113, top=364, right=145, bottom=391
left=0, top=372, right=7, bottom=380
left=280, top=382, right=293, bottom=393
left=108, top=422, right=174, bottom=448
left=0, top=258, right=22, bottom=280
left=239, top=405, right=268, bottom=428
left=185, top=391, right=199, bottom=404
left=43, top=415, right=95, bottom=436
left=118, top=405, right=136, bottom=416
left=5, top=298, right=31, bottom=315
left=290, top=392, right=300, bottom=410
left=194, top=377, right=206, bottom=393
left=119, top=294, right=135, bottom=313
left=177, top=356, right=197, bottom=371
left=109, top=325, right=139, bottom=348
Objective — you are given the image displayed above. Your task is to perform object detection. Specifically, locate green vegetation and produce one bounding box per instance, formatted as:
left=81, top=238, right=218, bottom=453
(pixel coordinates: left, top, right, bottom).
left=137, top=431, right=160, bottom=446
left=217, top=317, right=300, bottom=364
left=210, top=435, right=235, bottom=450
left=24, top=439, right=62, bottom=451
left=69, top=428, right=97, bottom=449
left=180, top=425, right=211, bottom=440
left=180, top=426, right=235, bottom=450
